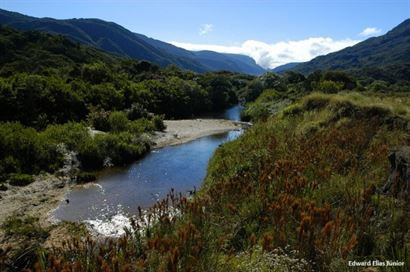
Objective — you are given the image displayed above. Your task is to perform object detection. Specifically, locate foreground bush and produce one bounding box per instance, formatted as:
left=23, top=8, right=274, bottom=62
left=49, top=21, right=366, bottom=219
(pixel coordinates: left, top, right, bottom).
left=8, top=174, right=34, bottom=187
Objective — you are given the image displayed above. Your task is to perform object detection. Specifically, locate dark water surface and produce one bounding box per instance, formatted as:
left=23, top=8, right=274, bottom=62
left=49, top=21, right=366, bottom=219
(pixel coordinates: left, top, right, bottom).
left=199, top=104, right=243, bottom=121
left=53, top=105, right=242, bottom=222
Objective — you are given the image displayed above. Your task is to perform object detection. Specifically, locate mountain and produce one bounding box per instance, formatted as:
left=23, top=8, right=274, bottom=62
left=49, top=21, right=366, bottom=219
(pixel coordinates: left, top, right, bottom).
left=134, top=34, right=265, bottom=75
left=271, top=62, right=301, bottom=73
left=192, top=51, right=265, bottom=75
left=0, top=9, right=265, bottom=75
left=290, top=19, right=410, bottom=75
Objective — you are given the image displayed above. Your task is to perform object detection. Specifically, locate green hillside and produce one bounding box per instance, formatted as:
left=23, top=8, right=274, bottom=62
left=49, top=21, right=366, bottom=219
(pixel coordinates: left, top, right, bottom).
left=271, top=62, right=301, bottom=73
left=0, top=26, right=253, bottom=182
left=290, top=19, right=410, bottom=82
left=0, top=9, right=265, bottom=75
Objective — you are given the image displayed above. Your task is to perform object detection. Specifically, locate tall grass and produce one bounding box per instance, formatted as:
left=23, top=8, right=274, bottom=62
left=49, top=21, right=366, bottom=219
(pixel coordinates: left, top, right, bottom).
left=19, top=92, right=410, bottom=271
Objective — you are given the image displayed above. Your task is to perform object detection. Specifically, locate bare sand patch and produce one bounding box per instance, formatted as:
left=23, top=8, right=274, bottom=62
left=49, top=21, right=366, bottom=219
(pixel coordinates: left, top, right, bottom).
left=152, top=118, right=243, bottom=148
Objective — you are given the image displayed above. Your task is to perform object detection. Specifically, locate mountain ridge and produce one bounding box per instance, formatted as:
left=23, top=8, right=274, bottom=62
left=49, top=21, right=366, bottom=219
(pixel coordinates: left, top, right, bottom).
left=271, top=62, right=301, bottom=73
left=0, top=9, right=265, bottom=75
left=287, top=18, right=410, bottom=75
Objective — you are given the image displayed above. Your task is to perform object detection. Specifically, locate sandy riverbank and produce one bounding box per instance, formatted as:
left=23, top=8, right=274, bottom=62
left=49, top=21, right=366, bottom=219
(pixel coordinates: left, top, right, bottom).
left=0, top=174, right=74, bottom=253
left=0, top=118, right=243, bottom=228
left=152, top=118, right=243, bottom=148
left=0, top=118, right=245, bottom=251
left=0, top=174, right=69, bottom=227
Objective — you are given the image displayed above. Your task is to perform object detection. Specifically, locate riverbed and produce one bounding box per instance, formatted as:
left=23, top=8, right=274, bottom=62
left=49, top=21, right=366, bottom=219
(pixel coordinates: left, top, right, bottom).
left=51, top=105, right=244, bottom=235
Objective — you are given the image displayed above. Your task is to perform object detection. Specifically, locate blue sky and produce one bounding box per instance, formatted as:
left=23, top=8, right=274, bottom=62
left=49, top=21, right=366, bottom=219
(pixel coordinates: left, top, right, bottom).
left=1, top=0, right=409, bottom=68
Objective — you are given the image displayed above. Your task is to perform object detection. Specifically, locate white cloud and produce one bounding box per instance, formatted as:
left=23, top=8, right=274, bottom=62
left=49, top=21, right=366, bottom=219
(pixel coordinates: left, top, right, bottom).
left=199, top=24, right=213, bottom=36
left=170, top=37, right=360, bottom=69
left=359, top=27, right=382, bottom=37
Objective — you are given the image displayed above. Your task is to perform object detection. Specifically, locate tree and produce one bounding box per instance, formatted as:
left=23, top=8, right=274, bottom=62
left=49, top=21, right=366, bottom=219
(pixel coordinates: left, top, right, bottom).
left=127, top=103, right=148, bottom=120
left=199, top=73, right=234, bottom=110
left=262, top=72, right=287, bottom=92
left=323, top=71, right=356, bottom=90
left=284, top=71, right=306, bottom=84
left=239, top=79, right=264, bottom=102
left=82, top=62, right=112, bottom=84
left=305, top=70, right=323, bottom=91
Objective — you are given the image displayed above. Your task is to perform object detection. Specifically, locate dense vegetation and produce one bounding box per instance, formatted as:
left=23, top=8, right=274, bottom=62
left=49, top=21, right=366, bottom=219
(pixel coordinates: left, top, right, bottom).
left=0, top=9, right=265, bottom=75
left=240, top=69, right=409, bottom=122
left=1, top=20, right=410, bottom=272
left=0, top=26, right=252, bottom=182
left=14, top=80, right=408, bottom=271
left=1, top=58, right=407, bottom=271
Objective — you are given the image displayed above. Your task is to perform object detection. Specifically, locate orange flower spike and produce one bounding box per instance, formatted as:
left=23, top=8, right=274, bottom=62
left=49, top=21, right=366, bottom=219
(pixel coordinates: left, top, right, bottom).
left=321, top=220, right=334, bottom=238
left=262, top=233, right=273, bottom=251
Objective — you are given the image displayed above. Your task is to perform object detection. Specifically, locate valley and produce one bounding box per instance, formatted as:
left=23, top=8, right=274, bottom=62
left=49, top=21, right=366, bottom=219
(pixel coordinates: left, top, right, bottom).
left=0, top=4, right=409, bottom=272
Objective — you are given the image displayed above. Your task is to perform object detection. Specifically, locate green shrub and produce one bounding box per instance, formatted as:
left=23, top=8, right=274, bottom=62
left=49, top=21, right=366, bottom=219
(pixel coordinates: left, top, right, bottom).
left=242, top=102, right=271, bottom=121
left=87, top=108, right=111, bottom=131
left=42, top=122, right=90, bottom=150
left=282, top=104, right=303, bottom=116
left=0, top=122, right=63, bottom=177
left=77, top=138, right=104, bottom=170
left=8, top=173, right=34, bottom=186
left=317, top=80, right=344, bottom=93
left=95, top=132, right=149, bottom=166
left=127, top=103, right=148, bottom=120
left=128, top=118, right=155, bottom=134
left=108, top=111, right=130, bottom=132
left=368, top=80, right=389, bottom=92
left=0, top=156, right=21, bottom=176
left=262, top=72, right=287, bottom=92
left=40, top=121, right=150, bottom=170
left=81, top=62, right=112, bottom=84
left=152, top=115, right=166, bottom=131
left=241, top=90, right=292, bottom=121
left=323, top=70, right=356, bottom=90
left=239, top=79, right=264, bottom=102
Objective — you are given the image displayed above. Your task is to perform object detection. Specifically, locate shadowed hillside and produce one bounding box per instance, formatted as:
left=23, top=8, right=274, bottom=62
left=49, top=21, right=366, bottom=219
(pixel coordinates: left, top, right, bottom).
left=0, top=9, right=265, bottom=75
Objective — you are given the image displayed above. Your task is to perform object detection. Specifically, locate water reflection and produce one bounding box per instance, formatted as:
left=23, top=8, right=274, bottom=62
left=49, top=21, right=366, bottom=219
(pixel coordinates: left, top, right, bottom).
left=53, top=129, right=242, bottom=222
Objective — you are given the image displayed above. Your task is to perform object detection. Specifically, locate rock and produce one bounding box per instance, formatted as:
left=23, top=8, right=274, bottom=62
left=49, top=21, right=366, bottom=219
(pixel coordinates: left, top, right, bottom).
left=52, top=178, right=66, bottom=189
left=55, top=183, right=65, bottom=189
left=103, top=157, right=113, bottom=168
left=382, top=146, right=410, bottom=198
left=0, top=184, right=8, bottom=191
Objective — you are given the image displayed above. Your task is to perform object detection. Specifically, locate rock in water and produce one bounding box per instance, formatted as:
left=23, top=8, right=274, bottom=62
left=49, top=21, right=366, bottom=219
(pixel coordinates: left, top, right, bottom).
left=382, top=146, right=410, bottom=198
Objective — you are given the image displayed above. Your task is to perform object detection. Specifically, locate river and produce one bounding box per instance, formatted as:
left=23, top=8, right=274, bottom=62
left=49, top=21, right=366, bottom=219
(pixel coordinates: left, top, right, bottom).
left=52, top=105, right=243, bottom=233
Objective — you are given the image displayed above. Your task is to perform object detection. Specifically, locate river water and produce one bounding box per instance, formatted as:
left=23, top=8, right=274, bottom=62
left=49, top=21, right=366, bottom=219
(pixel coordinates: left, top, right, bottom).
left=52, top=105, right=243, bottom=232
